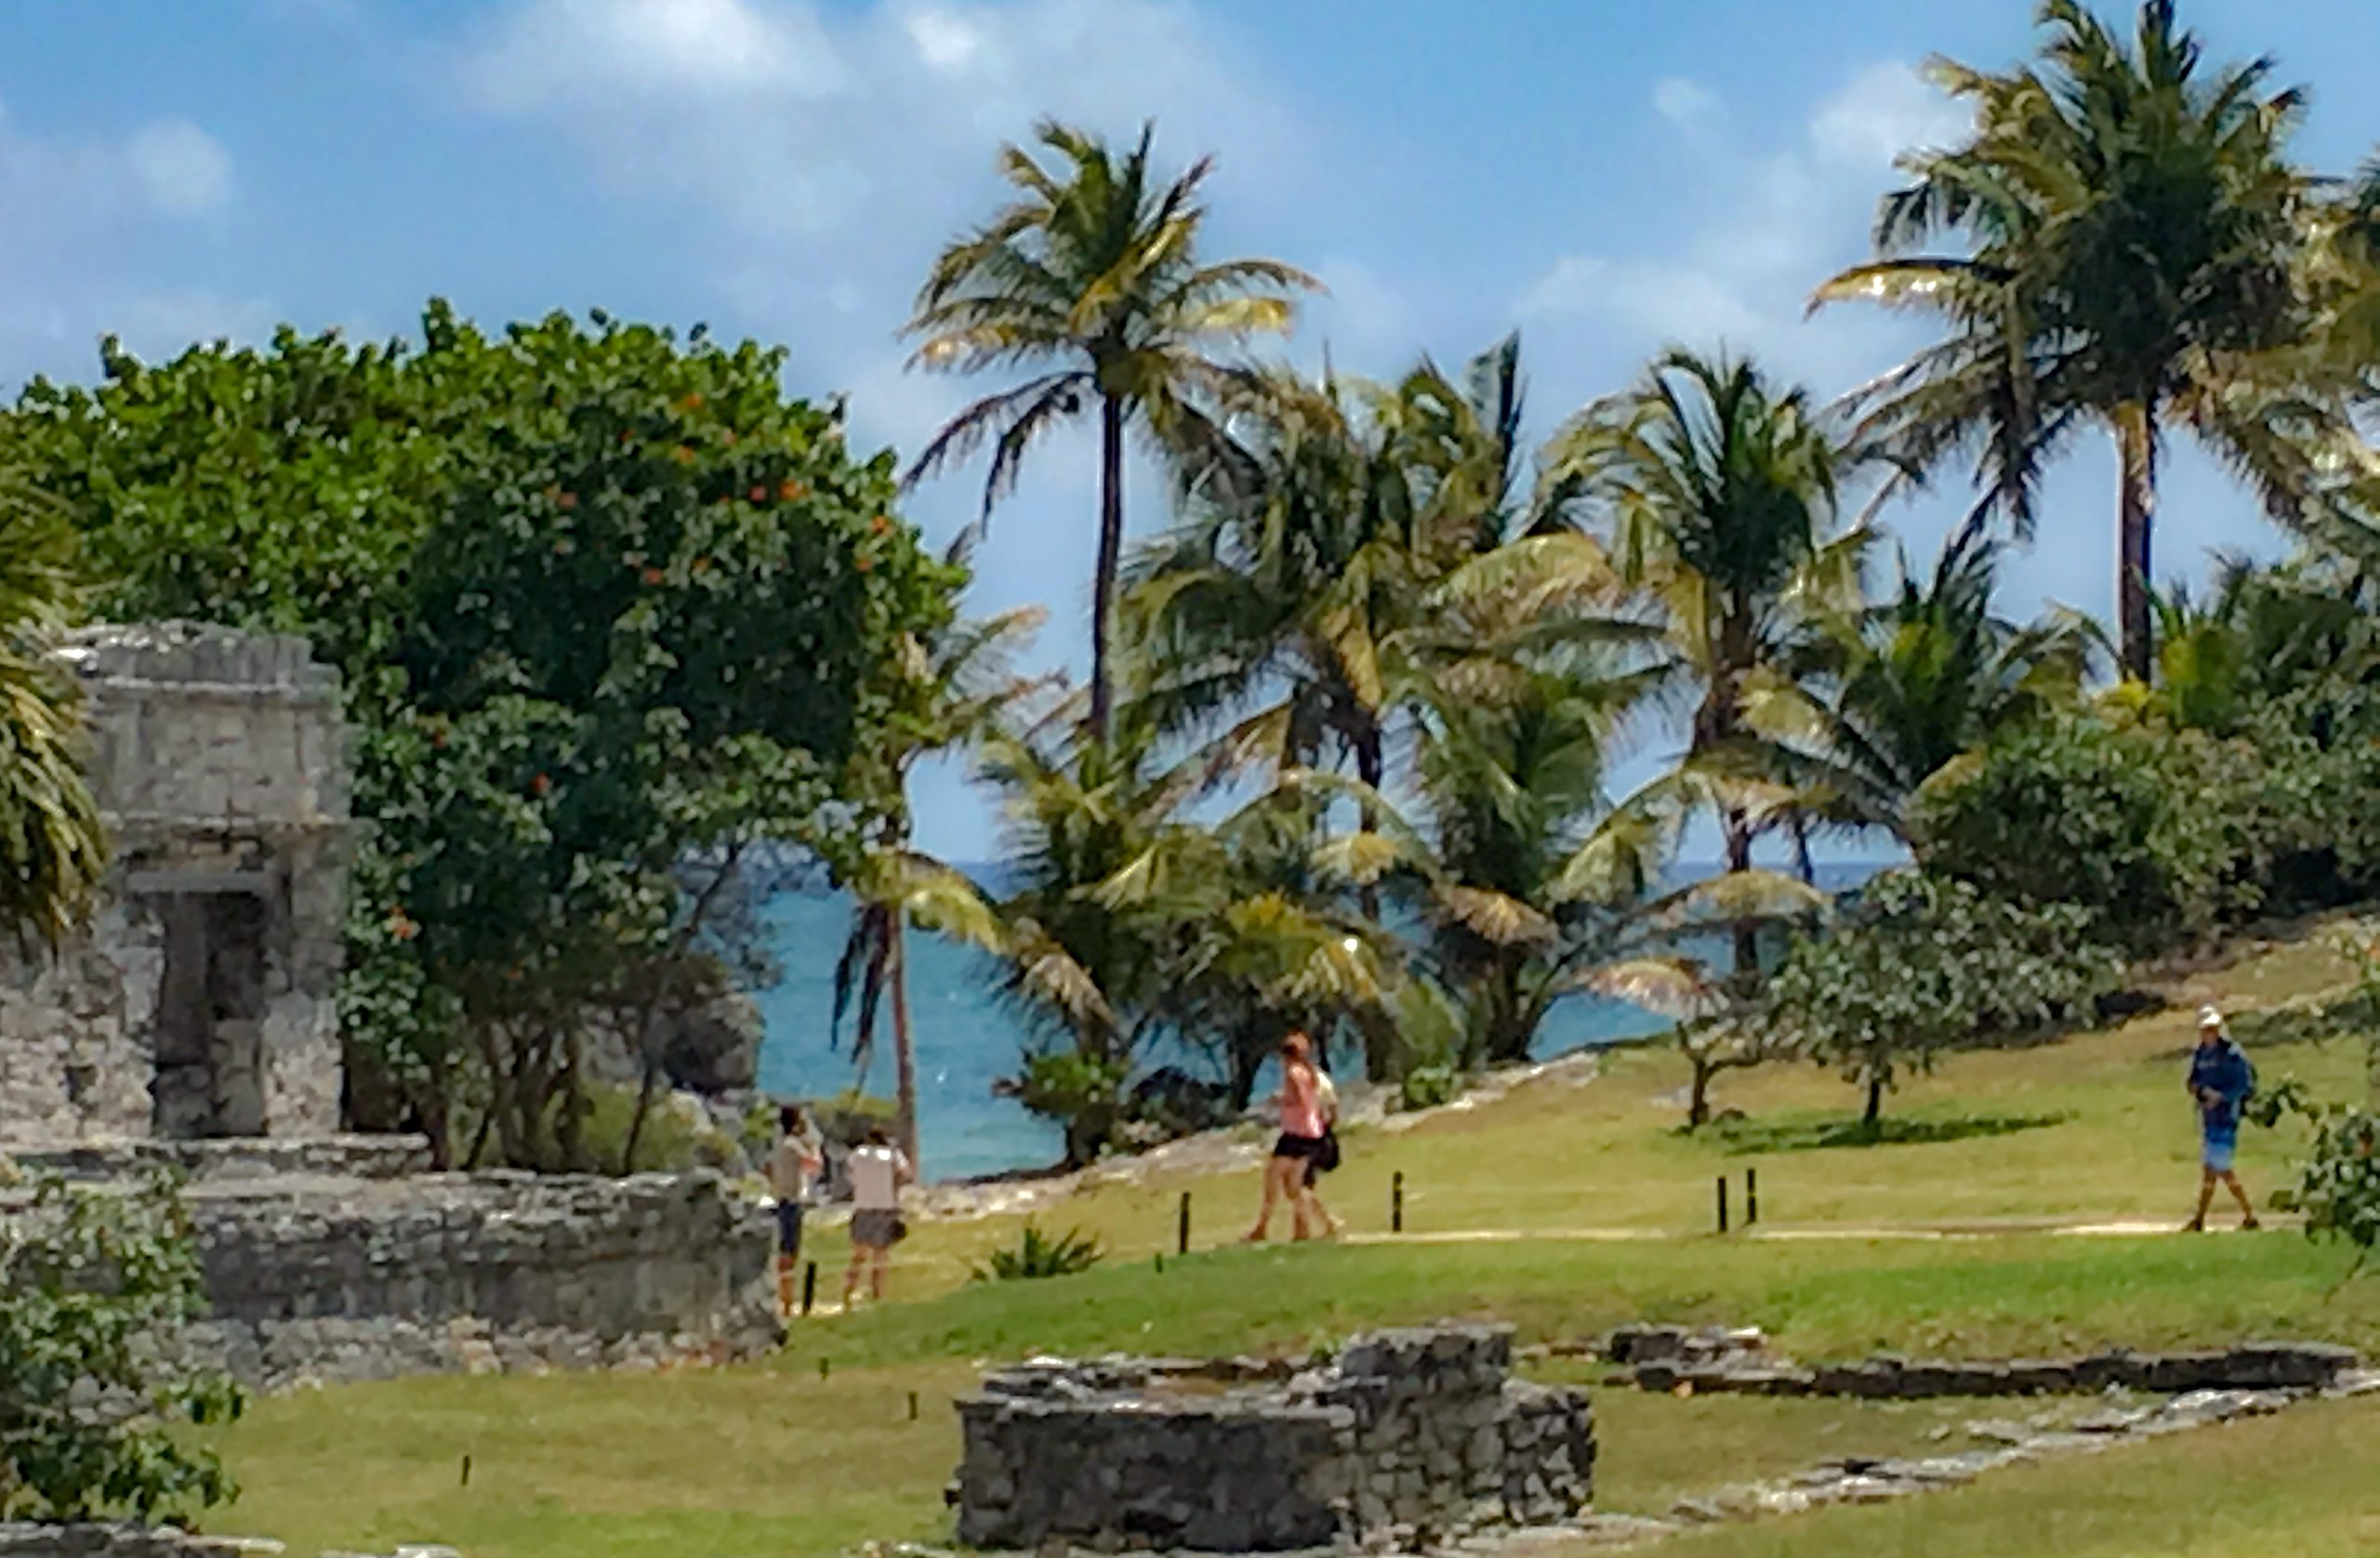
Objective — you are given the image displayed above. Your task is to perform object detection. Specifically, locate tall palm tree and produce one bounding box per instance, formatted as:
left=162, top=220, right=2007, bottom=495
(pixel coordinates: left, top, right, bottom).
left=1812, top=0, right=2348, bottom=682
left=902, top=120, right=1319, bottom=739
left=1743, top=521, right=2090, bottom=842
left=1540, top=349, right=1865, bottom=972
left=830, top=595, right=1047, bottom=1166
left=0, top=474, right=104, bottom=949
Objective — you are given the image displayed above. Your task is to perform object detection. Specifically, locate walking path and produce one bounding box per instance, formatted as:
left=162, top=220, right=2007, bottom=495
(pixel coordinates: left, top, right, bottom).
left=1342, top=1215, right=2292, bottom=1247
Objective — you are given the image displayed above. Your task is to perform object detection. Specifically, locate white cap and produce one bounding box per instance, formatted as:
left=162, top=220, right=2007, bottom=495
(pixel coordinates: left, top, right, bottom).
left=2199, top=1005, right=2226, bottom=1029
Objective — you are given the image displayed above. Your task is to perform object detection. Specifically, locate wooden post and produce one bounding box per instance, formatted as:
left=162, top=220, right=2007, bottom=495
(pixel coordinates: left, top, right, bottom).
left=460, top=1455, right=471, bottom=1488
left=800, top=1261, right=817, bottom=1316
left=907, top=1391, right=919, bottom=1421
left=1715, top=1175, right=1729, bottom=1235
left=818, top=1356, right=830, bottom=1381
left=1178, top=1191, right=1192, bottom=1256
left=1745, top=1168, right=1759, bottom=1228
left=1392, top=1171, right=1405, bottom=1235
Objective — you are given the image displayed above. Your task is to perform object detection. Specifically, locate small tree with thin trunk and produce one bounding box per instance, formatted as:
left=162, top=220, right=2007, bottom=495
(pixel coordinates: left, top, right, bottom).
left=1762, top=870, right=2119, bottom=1129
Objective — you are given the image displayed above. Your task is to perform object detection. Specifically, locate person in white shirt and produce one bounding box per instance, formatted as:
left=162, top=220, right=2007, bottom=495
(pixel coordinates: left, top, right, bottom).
left=1302, top=1061, right=1343, bottom=1238
left=766, top=1104, right=823, bottom=1316
left=841, top=1127, right=913, bottom=1305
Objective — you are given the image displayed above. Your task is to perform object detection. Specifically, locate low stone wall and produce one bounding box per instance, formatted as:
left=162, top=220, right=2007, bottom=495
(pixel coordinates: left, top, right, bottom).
left=0, top=1528, right=284, bottom=1558
left=1603, top=1324, right=2362, bottom=1399
left=168, top=1169, right=778, bottom=1390
left=5, top=1134, right=432, bottom=1184
left=952, top=1325, right=1593, bottom=1552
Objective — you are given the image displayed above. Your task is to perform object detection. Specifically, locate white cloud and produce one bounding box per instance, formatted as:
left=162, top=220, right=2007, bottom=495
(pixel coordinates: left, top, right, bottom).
left=1811, top=61, right=1969, bottom=171
left=0, top=103, right=258, bottom=388
left=1510, top=60, right=1954, bottom=392
left=125, top=120, right=235, bottom=216
left=464, top=0, right=840, bottom=110
left=1653, top=76, right=1725, bottom=137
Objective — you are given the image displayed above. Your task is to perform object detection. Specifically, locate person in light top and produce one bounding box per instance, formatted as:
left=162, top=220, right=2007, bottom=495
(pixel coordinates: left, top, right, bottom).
left=841, top=1126, right=913, bottom=1305
left=1245, top=1031, right=1329, bottom=1242
left=766, top=1103, right=823, bottom=1315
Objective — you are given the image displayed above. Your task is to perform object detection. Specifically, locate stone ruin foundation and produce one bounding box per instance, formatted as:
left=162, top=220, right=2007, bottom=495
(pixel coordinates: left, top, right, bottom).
left=951, top=1325, right=1593, bottom=1552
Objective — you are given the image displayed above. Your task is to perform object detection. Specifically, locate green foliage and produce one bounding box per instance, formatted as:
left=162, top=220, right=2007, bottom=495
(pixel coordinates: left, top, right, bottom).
left=1397, top=1064, right=1461, bottom=1112
left=7, top=302, right=965, bottom=1168
left=998, top=1051, right=1130, bottom=1166
left=905, top=119, right=1317, bottom=733
left=2289, top=1107, right=2380, bottom=1274
left=968, top=1223, right=1104, bottom=1283
left=0, top=478, right=107, bottom=952
left=0, top=1171, right=243, bottom=1523
left=1763, top=870, right=2122, bottom=1124
left=1911, top=711, right=2279, bottom=949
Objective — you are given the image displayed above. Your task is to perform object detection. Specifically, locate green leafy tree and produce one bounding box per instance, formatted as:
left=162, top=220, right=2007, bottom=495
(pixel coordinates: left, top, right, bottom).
left=1540, top=348, right=1866, bottom=964
left=8, top=304, right=964, bottom=1168
left=1814, top=0, right=2351, bottom=681
left=903, top=119, right=1319, bottom=737
left=1762, top=870, right=2122, bottom=1126
left=0, top=1170, right=243, bottom=1523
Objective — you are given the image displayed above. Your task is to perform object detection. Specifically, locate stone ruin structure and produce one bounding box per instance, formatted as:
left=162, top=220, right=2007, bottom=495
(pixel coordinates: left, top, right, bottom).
left=951, top=1325, right=1593, bottom=1552
left=0, top=624, right=781, bottom=1389
left=0, top=625, right=346, bottom=1144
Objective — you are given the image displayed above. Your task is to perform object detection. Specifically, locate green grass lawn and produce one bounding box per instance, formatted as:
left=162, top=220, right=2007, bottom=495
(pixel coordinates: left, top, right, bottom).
left=203, top=919, right=2380, bottom=1557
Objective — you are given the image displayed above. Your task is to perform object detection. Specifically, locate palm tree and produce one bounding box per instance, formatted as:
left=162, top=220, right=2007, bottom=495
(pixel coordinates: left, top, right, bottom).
left=1127, top=337, right=1540, bottom=795
left=1812, top=0, right=2348, bottom=682
left=0, top=474, right=104, bottom=949
left=830, top=597, right=1048, bottom=1166
left=1742, top=521, right=2090, bottom=842
left=1540, top=349, right=1865, bottom=971
left=902, top=120, right=1319, bottom=739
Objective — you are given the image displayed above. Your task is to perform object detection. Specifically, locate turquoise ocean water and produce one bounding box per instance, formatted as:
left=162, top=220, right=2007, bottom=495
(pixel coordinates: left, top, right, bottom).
left=751, top=865, right=1875, bottom=1181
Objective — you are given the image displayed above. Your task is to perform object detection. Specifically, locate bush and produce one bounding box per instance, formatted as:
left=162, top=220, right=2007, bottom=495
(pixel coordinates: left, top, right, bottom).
left=1763, top=870, right=2122, bottom=1125
left=998, top=1052, right=1130, bottom=1166
left=1912, top=713, right=2272, bottom=950
left=970, top=1223, right=1104, bottom=1282
left=0, top=1169, right=244, bottom=1523
left=1398, top=1064, right=1461, bottom=1112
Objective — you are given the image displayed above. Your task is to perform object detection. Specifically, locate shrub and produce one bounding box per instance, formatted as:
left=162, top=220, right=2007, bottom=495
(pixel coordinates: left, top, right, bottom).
left=1763, top=870, right=2122, bottom=1126
left=1398, top=1064, right=1461, bottom=1112
left=970, top=1223, right=1104, bottom=1282
left=0, top=1170, right=244, bottom=1523
left=1912, top=713, right=2269, bottom=950
left=998, top=1052, right=1130, bottom=1165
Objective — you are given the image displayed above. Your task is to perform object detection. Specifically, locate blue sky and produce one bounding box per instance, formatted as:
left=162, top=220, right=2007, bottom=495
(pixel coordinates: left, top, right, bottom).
left=5, top=0, right=2378, bottom=862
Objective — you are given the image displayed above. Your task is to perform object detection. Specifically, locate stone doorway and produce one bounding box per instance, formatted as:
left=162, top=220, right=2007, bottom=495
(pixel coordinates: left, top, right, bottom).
left=150, top=891, right=271, bottom=1139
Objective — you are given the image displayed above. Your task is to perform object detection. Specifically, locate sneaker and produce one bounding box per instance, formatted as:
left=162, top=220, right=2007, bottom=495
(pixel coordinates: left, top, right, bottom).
left=2241, top=1216, right=2263, bottom=1232
left=2182, top=1217, right=2206, bottom=1234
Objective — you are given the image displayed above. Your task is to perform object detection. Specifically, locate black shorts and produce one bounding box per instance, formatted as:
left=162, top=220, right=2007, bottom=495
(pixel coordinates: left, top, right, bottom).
left=1274, top=1132, right=1326, bottom=1161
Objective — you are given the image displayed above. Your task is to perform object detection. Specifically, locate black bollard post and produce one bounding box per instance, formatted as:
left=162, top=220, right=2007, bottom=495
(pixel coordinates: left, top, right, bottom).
left=460, top=1455, right=471, bottom=1488
left=1746, top=1168, right=1759, bottom=1228
left=818, top=1356, right=831, bottom=1381
left=907, top=1391, right=919, bottom=1422
left=1392, top=1170, right=1405, bottom=1235
left=800, top=1261, right=817, bottom=1316
left=1179, top=1191, right=1192, bottom=1256
left=1715, top=1175, right=1729, bottom=1235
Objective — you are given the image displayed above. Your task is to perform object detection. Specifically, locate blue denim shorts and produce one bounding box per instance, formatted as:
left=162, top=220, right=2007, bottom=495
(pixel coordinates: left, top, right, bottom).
left=2202, top=1133, right=2237, bottom=1173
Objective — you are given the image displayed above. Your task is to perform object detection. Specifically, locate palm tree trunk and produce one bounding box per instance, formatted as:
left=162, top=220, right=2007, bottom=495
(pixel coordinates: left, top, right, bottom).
left=1725, top=810, right=1758, bottom=976
left=2115, top=403, right=2158, bottom=685
left=1089, top=392, right=1127, bottom=740
left=889, top=917, right=920, bottom=1169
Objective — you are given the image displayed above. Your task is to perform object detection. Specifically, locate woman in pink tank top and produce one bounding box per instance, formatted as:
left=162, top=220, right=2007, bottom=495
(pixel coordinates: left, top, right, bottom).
left=1245, top=1031, right=1329, bottom=1242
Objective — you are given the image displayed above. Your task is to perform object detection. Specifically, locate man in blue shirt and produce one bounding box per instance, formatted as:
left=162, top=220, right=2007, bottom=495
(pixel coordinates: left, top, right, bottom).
left=2185, top=1006, right=2260, bottom=1233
